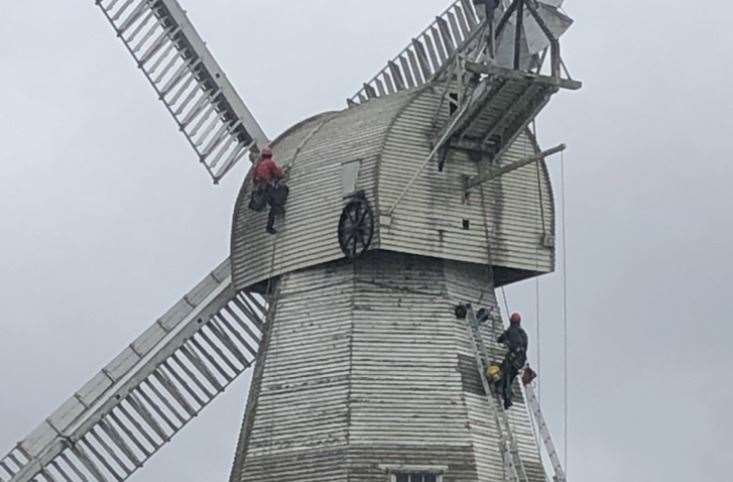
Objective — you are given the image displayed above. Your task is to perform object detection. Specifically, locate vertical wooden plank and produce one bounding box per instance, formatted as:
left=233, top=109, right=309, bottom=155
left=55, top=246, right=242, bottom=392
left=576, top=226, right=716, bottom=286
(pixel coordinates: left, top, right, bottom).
left=455, top=5, right=471, bottom=38
left=430, top=26, right=448, bottom=63
left=399, top=56, right=416, bottom=88
left=412, top=39, right=433, bottom=79
left=423, top=33, right=442, bottom=70
left=514, top=0, right=525, bottom=70
left=363, top=83, right=378, bottom=99
left=375, top=78, right=387, bottom=97
left=407, top=50, right=424, bottom=85
left=461, top=0, right=478, bottom=27
left=436, top=17, right=456, bottom=54
left=448, top=11, right=464, bottom=44
left=382, top=72, right=395, bottom=95
left=388, top=61, right=406, bottom=91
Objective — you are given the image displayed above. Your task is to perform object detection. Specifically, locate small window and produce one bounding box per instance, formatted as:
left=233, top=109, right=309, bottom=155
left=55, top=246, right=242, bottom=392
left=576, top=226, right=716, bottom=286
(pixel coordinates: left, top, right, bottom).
left=393, top=473, right=440, bottom=482
left=380, top=465, right=446, bottom=482
left=342, top=159, right=362, bottom=197
left=449, top=92, right=459, bottom=115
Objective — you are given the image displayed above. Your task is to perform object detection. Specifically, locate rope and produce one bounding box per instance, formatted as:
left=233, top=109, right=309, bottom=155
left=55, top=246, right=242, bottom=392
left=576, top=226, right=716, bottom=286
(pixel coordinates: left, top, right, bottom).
left=500, top=286, right=511, bottom=316
left=560, top=149, right=569, bottom=475
left=530, top=121, right=545, bottom=403
left=386, top=102, right=471, bottom=217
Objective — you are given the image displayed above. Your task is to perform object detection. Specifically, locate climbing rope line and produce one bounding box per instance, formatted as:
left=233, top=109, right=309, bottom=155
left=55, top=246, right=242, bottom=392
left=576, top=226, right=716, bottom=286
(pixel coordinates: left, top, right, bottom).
left=560, top=148, right=569, bottom=476
left=500, top=286, right=511, bottom=317
left=531, top=120, right=545, bottom=404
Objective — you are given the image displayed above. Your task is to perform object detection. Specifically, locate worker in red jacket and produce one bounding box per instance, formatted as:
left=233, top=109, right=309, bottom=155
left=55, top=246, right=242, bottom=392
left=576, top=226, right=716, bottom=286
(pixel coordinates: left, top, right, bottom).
left=252, top=146, right=288, bottom=234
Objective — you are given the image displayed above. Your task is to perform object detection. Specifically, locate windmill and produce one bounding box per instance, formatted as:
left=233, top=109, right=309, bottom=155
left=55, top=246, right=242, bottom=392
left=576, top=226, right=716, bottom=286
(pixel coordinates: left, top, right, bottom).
left=0, top=0, right=581, bottom=481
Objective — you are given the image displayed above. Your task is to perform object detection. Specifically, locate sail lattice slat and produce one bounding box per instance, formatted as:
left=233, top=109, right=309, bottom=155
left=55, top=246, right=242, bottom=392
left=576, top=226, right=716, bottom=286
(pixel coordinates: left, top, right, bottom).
left=95, top=0, right=268, bottom=183
left=349, top=0, right=481, bottom=106
left=0, top=260, right=266, bottom=482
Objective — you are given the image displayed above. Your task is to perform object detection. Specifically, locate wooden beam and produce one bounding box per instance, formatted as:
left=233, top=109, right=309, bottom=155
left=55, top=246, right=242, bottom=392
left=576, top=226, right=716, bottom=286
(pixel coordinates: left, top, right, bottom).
left=466, top=144, right=566, bottom=190
left=465, top=60, right=582, bottom=90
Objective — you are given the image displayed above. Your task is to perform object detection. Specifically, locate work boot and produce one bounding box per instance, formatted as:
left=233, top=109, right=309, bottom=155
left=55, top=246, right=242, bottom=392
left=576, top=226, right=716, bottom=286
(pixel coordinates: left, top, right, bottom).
left=504, top=399, right=513, bottom=410
left=266, top=226, right=277, bottom=235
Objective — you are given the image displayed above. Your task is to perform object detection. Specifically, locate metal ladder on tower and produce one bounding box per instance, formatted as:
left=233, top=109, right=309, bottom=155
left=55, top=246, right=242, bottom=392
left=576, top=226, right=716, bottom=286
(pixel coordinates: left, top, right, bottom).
left=0, top=259, right=268, bottom=482
left=521, top=368, right=566, bottom=482
left=462, top=305, right=529, bottom=482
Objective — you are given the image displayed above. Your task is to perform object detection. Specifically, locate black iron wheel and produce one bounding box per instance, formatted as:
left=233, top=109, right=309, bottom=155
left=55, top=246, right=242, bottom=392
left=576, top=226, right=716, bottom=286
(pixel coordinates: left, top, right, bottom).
left=338, top=194, right=374, bottom=260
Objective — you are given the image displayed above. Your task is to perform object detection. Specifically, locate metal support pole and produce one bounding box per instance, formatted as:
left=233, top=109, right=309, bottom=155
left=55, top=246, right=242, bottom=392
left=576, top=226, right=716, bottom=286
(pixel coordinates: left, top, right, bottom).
left=466, top=143, right=565, bottom=190
left=513, top=0, right=525, bottom=70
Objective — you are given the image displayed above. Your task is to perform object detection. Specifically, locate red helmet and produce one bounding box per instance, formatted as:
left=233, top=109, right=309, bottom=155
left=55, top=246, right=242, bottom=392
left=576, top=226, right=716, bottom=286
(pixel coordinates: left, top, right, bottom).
left=261, top=145, right=273, bottom=158
left=510, top=312, right=522, bottom=325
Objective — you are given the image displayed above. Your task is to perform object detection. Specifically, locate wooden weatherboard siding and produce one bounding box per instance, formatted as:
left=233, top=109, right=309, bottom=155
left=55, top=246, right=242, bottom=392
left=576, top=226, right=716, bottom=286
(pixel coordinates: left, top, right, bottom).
left=231, top=85, right=554, bottom=292
left=233, top=252, right=546, bottom=481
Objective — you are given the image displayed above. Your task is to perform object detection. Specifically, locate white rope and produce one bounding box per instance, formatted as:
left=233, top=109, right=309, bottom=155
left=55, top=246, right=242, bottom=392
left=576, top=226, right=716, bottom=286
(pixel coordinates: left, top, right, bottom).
left=530, top=120, right=544, bottom=404
left=535, top=276, right=541, bottom=403
left=500, top=286, right=511, bottom=317
left=386, top=101, right=471, bottom=217
left=560, top=148, right=569, bottom=475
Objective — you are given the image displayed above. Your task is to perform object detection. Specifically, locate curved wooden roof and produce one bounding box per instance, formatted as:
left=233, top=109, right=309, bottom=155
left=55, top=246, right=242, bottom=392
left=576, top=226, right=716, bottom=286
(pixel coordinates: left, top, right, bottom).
left=231, top=87, right=555, bottom=291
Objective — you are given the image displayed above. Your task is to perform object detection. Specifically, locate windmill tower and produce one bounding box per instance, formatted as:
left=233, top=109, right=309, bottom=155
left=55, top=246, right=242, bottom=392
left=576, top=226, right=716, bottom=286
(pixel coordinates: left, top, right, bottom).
left=0, top=1, right=580, bottom=482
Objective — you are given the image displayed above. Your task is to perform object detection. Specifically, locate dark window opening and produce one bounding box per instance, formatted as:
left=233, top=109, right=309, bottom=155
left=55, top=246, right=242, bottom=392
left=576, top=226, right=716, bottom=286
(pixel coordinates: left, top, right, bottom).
left=395, top=473, right=438, bottom=482
left=462, top=219, right=470, bottom=230
left=449, top=92, right=459, bottom=115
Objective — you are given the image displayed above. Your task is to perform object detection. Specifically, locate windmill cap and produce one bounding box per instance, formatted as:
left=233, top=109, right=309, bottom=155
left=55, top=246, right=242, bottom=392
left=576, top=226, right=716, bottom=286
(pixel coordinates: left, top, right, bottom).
left=510, top=312, right=522, bottom=325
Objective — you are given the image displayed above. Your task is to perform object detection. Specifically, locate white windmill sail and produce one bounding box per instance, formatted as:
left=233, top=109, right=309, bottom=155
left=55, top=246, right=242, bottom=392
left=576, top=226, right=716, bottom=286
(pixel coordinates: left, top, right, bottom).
left=348, top=0, right=484, bottom=106
left=349, top=0, right=575, bottom=106
left=95, top=0, right=269, bottom=183
left=0, top=260, right=267, bottom=482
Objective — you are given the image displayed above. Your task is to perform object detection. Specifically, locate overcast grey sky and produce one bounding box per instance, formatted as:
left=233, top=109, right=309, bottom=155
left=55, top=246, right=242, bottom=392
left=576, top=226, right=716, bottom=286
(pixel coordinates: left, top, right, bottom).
left=1, top=1, right=732, bottom=480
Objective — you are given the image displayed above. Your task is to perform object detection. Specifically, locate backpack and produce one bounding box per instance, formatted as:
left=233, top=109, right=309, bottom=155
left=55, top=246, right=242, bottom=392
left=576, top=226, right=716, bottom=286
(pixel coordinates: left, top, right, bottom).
left=270, top=183, right=290, bottom=207
left=248, top=187, right=268, bottom=212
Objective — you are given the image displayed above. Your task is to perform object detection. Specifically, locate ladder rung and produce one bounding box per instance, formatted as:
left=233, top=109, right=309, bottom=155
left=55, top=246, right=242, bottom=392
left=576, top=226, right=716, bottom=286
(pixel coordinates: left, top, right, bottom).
left=58, top=453, right=88, bottom=482
left=142, top=379, right=188, bottom=427
left=98, top=420, right=142, bottom=468
left=79, top=438, right=119, bottom=482
left=180, top=344, right=224, bottom=392
left=217, top=312, right=258, bottom=358
left=136, top=384, right=179, bottom=434
left=153, top=369, right=197, bottom=418
left=115, top=404, right=160, bottom=451
left=126, top=392, right=169, bottom=443
left=117, top=0, right=148, bottom=33
left=87, top=428, right=131, bottom=478
left=110, top=0, right=136, bottom=22
left=208, top=318, right=248, bottom=364
left=71, top=443, right=109, bottom=482
left=152, top=48, right=182, bottom=84
left=169, top=353, right=215, bottom=401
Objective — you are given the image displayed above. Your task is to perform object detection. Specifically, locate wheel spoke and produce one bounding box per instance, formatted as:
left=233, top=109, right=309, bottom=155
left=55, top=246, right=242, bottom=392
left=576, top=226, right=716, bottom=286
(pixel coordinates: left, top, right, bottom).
left=349, top=235, right=357, bottom=257
left=357, top=207, right=368, bottom=225
left=348, top=205, right=358, bottom=223
left=339, top=198, right=373, bottom=260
